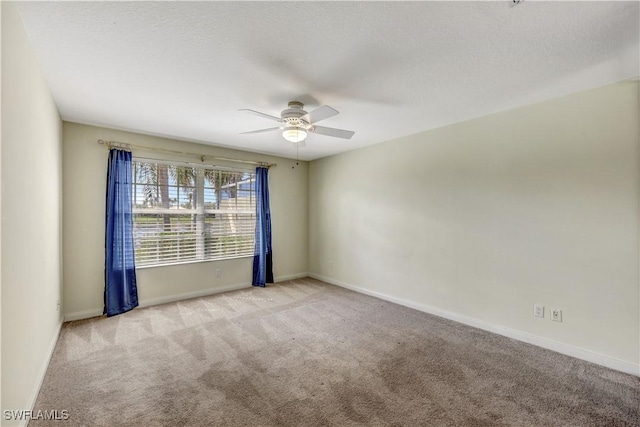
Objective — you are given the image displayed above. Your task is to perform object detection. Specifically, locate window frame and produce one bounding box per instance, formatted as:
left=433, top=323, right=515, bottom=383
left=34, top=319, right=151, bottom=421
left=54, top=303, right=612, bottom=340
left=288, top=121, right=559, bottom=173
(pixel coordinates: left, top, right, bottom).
left=131, top=157, right=257, bottom=268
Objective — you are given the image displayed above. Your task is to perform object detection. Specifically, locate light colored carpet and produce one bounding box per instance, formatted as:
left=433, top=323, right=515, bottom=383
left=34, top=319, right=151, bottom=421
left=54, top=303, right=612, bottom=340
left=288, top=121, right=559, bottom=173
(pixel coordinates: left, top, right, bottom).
left=32, top=278, right=639, bottom=426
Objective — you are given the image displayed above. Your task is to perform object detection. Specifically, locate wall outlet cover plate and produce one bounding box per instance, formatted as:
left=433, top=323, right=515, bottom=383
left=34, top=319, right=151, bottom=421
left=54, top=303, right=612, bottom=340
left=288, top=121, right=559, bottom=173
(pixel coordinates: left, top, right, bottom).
left=533, top=304, right=544, bottom=318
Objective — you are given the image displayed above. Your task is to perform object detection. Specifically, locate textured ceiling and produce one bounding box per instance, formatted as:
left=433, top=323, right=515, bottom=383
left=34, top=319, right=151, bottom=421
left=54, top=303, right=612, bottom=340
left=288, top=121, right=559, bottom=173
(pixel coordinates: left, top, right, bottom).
left=16, top=1, right=640, bottom=161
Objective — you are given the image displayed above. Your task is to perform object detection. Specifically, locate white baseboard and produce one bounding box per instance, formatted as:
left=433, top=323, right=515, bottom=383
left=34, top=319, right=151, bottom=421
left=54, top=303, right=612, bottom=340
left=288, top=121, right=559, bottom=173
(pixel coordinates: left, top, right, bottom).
left=20, top=318, right=63, bottom=427
left=64, top=273, right=309, bottom=322
left=139, top=282, right=252, bottom=308
left=275, top=272, right=309, bottom=282
left=64, top=308, right=104, bottom=322
left=64, top=283, right=250, bottom=321
left=309, top=273, right=640, bottom=377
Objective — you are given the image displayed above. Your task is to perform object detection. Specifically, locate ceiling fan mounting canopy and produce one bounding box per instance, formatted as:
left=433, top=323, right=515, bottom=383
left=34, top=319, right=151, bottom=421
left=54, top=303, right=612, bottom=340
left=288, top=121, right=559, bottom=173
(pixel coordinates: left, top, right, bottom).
left=239, top=101, right=355, bottom=144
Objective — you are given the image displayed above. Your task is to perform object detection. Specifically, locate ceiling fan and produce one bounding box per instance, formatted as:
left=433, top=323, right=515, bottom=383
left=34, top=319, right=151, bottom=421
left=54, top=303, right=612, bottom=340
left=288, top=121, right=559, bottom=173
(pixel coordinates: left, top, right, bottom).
left=239, top=101, right=355, bottom=145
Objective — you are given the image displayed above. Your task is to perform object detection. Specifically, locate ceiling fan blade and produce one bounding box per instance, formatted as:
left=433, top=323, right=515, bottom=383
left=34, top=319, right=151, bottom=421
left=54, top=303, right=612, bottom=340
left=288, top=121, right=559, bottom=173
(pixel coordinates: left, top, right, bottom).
left=239, top=109, right=282, bottom=122
left=240, top=127, right=281, bottom=135
left=300, top=105, right=339, bottom=124
left=311, top=125, right=355, bottom=140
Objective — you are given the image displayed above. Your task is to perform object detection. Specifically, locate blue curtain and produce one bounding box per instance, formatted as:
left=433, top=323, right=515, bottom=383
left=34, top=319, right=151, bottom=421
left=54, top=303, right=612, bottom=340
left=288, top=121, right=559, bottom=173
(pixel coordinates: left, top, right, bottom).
left=252, top=166, right=273, bottom=287
left=104, top=149, right=139, bottom=316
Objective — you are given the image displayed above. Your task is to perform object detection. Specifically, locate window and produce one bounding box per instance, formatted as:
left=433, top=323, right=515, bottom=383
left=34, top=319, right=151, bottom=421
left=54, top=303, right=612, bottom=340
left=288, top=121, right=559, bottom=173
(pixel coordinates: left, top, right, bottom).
left=131, top=160, right=256, bottom=267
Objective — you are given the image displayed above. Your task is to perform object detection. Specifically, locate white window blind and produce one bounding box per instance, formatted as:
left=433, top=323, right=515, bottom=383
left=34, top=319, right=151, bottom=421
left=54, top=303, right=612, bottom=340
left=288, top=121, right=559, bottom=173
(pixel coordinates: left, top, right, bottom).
left=132, top=160, right=256, bottom=267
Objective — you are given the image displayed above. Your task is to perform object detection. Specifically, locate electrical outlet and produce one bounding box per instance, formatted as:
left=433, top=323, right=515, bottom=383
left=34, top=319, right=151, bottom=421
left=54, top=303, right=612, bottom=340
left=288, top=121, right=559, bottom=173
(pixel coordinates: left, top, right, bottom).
left=551, top=308, right=562, bottom=322
left=215, top=268, right=221, bottom=278
left=533, top=304, right=544, bottom=318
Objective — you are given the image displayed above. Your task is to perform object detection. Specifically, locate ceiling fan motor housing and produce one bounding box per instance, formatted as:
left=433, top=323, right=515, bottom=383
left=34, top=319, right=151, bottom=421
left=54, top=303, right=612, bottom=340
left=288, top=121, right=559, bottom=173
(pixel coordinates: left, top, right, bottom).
left=282, top=102, right=311, bottom=129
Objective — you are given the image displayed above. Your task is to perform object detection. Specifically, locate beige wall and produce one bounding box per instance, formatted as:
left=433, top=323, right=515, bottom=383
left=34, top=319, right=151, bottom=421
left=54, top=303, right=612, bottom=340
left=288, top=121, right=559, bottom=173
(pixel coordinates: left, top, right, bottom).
left=1, top=3, right=63, bottom=424
left=309, top=81, right=640, bottom=372
left=63, top=122, right=308, bottom=319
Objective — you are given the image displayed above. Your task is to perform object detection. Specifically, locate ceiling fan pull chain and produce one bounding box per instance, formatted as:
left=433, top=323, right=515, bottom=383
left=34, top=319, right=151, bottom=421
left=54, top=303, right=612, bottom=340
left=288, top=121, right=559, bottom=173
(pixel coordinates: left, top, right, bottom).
left=293, top=143, right=299, bottom=169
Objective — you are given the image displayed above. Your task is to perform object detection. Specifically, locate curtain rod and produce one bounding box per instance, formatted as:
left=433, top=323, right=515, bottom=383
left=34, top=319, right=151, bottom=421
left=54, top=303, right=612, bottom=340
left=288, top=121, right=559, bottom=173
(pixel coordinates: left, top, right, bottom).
left=97, top=139, right=275, bottom=168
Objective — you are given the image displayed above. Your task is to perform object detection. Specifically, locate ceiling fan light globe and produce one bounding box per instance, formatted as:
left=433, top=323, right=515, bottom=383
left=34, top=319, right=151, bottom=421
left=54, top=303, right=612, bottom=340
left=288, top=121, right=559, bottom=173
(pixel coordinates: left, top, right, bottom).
left=282, top=128, right=307, bottom=143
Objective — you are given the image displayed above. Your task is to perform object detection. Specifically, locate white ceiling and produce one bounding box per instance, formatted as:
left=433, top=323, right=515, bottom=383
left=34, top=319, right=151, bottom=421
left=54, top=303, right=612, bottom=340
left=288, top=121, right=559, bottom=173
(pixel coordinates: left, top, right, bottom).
left=16, top=1, right=640, bottom=161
